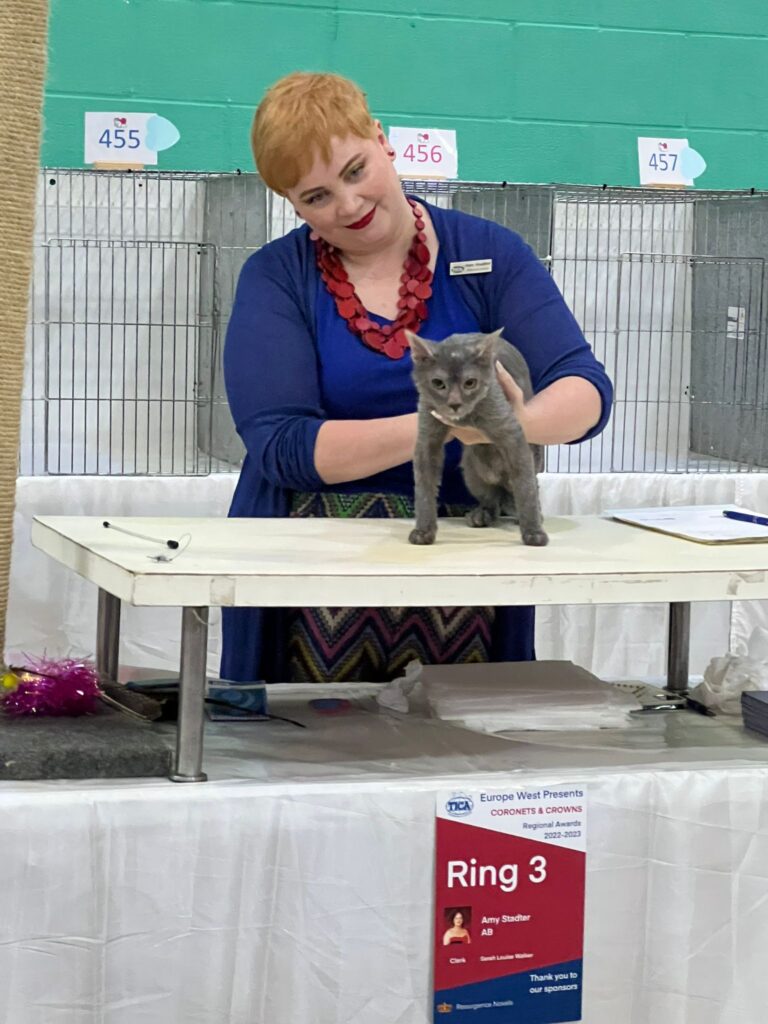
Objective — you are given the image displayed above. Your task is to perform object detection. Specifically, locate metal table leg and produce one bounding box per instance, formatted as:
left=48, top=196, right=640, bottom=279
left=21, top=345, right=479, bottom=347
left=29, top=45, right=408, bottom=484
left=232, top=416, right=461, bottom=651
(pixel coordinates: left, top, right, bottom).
left=96, top=589, right=121, bottom=683
left=170, top=606, right=209, bottom=783
left=666, top=601, right=691, bottom=697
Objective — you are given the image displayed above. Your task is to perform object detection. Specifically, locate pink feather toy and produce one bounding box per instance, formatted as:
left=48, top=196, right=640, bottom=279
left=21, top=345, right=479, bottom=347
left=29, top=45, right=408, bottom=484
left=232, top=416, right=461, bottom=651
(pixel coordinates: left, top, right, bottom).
left=1, top=657, right=102, bottom=717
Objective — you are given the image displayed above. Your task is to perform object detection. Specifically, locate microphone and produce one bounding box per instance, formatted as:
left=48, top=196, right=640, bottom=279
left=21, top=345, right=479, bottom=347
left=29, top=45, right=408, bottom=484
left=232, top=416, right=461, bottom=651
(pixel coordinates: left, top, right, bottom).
left=102, top=521, right=180, bottom=550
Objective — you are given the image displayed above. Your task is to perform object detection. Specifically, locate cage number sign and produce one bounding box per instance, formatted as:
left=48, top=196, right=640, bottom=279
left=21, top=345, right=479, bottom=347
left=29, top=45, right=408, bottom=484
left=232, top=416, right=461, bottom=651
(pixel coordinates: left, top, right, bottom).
left=85, top=113, right=158, bottom=165
left=637, top=137, right=692, bottom=187
left=389, top=127, right=458, bottom=178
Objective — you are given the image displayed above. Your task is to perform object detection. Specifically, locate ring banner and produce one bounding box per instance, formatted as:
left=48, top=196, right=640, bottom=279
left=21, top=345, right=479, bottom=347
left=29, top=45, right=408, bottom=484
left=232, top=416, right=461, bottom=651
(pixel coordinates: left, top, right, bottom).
left=434, top=784, right=587, bottom=1023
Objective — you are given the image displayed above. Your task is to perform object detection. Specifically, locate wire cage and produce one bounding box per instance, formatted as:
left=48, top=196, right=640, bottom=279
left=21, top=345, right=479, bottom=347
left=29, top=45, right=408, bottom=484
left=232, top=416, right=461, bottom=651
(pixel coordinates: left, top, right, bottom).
left=22, top=170, right=768, bottom=476
left=24, top=170, right=261, bottom=475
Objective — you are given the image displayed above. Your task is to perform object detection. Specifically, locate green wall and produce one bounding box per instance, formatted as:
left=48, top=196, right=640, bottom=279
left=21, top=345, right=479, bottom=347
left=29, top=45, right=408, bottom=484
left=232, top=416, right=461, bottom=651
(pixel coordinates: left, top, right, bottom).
left=43, top=0, right=768, bottom=188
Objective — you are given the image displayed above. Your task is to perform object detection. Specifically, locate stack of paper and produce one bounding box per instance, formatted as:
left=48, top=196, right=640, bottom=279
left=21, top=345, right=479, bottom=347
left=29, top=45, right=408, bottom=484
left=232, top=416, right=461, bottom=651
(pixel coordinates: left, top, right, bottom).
left=742, top=691, right=768, bottom=739
left=421, top=661, right=637, bottom=732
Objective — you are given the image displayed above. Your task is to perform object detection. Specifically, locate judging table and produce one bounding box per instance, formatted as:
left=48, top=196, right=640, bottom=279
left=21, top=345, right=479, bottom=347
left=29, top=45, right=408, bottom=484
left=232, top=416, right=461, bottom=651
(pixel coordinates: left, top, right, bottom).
left=31, top=514, right=768, bottom=781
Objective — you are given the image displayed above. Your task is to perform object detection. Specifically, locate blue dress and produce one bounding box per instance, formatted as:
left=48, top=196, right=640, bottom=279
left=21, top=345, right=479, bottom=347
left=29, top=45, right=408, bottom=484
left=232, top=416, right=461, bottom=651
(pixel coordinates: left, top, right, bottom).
left=314, top=241, right=479, bottom=505
left=221, top=200, right=613, bottom=682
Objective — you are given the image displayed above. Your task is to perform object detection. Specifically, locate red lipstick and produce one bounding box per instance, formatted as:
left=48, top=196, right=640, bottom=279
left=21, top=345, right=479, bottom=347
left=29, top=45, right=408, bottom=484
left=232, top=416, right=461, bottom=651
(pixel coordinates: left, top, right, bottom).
left=347, top=207, right=376, bottom=230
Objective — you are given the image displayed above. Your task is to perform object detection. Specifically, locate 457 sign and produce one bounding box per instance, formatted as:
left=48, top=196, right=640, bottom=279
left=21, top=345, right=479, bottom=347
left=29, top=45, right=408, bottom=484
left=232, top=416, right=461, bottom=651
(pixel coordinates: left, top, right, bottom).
left=648, top=148, right=678, bottom=173
left=389, top=127, right=458, bottom=178
left=637, top=136, right=706, bottom=187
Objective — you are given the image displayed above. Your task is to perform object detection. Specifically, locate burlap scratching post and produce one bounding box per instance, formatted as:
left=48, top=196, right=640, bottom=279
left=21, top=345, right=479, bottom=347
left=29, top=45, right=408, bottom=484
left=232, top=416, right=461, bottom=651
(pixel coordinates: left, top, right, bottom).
left=0, top=2, right=50, bottom=654
left=0, top=4, right=173, bottom=779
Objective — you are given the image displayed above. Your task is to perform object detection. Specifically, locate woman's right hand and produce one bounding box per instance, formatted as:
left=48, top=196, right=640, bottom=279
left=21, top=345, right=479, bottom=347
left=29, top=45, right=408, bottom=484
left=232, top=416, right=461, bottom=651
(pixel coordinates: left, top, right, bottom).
left=432, top=413, right=490, bottom=446
left=314, top=412, right=419, bottom=485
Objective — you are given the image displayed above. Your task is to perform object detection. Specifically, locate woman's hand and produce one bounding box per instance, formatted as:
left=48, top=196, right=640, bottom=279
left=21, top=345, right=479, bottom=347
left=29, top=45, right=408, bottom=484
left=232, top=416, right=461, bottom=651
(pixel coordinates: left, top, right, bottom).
left=431, top=361, right=529, bottom=445
left=434, top=418, right=490, bottom=445
left=494, top=360, right=526, bottom=419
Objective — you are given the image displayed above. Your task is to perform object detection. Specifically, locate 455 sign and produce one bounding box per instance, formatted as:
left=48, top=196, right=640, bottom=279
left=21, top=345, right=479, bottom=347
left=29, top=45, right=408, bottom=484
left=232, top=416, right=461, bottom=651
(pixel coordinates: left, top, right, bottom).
left=85, top=112, right=180, bottom=166
left=99, top=117, right=141, bottom=152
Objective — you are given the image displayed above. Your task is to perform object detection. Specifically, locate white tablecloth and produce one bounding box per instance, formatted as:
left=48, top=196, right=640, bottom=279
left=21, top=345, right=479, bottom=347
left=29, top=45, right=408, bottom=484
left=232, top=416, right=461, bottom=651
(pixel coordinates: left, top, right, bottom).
left=2, top=691, right=768, bottom=1024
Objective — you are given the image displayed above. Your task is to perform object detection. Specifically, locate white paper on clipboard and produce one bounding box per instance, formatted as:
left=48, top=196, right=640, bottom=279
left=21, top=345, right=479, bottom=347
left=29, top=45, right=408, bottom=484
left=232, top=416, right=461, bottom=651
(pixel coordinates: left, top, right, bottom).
left=606, top=505, right=768, bottom=544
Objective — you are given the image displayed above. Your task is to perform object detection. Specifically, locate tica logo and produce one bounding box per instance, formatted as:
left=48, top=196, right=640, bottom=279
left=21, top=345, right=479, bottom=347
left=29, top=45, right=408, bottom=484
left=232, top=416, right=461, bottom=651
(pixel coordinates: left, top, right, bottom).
left=445, top=794, right=473, bottom=817
left=437, top=1003, right=453, bottom=1014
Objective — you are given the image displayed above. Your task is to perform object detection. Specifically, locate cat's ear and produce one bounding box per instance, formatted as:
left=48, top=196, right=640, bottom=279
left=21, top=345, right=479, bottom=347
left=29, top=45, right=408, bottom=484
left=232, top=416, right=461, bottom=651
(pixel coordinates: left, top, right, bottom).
left=473, top=330, right=501, bottom=364
left=406, top=331, right=436, bottom=363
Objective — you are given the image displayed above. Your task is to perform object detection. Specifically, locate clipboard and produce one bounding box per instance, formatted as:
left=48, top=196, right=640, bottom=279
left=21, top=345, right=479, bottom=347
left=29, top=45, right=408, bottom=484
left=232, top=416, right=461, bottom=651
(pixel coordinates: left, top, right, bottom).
left=606, top=505, right=768, bottom=544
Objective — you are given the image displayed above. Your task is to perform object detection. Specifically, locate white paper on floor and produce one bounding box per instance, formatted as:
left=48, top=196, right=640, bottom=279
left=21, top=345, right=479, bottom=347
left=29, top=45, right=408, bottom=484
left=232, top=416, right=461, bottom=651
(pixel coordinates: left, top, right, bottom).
left=421, top=661, right=638, bottom=732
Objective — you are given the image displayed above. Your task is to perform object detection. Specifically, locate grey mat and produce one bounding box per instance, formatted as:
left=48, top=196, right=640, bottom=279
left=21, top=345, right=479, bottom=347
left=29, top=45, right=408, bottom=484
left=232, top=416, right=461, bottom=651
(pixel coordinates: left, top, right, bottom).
left=0, top=706, right=171, bottom=779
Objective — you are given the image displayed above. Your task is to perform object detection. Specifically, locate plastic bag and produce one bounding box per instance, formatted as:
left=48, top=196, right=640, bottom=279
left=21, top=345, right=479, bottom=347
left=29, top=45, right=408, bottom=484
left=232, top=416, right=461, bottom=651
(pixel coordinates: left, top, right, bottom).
left=376, top=660, right=422, bottom=713
left=691, top=627, right=768, bottom=715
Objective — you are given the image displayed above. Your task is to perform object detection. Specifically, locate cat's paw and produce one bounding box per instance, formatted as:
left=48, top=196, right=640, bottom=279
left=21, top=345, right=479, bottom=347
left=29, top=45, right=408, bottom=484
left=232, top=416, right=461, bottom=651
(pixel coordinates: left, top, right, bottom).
left=409, top=526, right=437, bottom=545
left=521, top=528, right=549, bottom=547
left=466, top=506, right=497, bottom=528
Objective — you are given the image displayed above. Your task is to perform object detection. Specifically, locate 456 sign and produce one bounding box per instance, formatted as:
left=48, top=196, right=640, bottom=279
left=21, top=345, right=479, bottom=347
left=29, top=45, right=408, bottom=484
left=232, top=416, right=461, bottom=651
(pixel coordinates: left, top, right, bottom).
left=389, top=127, right=458, bottom=178
left=403, top=138, right=444, bottom=165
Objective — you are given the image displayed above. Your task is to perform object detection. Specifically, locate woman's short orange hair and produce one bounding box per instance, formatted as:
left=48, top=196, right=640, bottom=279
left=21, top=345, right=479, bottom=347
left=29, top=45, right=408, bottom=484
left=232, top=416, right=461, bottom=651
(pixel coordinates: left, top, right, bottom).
left=251, top=72, right=377, bottom=195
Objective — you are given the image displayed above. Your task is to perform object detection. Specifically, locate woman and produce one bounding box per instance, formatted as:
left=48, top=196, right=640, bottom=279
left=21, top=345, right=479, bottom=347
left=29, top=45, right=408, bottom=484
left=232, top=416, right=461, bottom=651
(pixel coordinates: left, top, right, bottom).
left=222, top=72, right=612, bottom=684
left=442, top=911, right=471, bottom=946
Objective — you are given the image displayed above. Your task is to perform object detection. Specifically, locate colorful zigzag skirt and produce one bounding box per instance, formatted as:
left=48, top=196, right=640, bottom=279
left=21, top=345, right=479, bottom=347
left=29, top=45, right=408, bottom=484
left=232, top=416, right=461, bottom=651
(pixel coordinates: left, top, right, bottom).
left=286, top=492, right=495, bottom=683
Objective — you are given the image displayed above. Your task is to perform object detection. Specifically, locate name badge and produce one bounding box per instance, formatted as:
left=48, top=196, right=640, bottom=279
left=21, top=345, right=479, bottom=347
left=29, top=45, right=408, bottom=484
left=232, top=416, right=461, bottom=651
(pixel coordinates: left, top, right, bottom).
left=449, top=259, right=493, bottom=276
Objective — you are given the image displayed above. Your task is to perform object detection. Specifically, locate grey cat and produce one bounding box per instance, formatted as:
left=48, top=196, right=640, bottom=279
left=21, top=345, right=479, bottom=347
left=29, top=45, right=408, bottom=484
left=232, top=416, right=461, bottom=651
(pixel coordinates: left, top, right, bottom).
left=407, top=329, right=548, bottom=547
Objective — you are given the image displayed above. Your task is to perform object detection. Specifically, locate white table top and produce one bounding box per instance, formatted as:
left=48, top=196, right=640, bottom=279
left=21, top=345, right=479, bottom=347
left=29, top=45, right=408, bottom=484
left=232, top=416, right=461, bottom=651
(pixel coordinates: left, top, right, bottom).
left=31, top=514, right=768, bottom=608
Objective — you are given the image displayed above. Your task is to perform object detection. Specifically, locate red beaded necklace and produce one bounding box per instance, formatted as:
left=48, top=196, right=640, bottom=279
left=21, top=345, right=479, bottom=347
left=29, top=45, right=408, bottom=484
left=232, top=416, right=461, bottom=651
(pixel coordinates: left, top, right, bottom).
left=314, top=198, right=433, bottom=360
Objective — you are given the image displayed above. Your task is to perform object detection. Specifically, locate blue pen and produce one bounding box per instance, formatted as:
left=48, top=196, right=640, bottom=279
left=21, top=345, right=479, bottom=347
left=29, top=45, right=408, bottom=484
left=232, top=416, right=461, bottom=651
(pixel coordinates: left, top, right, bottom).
left=723, top=509, right=768, bottom=528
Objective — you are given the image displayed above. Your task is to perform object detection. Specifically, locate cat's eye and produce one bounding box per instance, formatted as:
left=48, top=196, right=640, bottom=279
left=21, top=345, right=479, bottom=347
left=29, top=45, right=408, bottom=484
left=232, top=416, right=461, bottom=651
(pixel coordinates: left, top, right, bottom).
left=431, top=378, right=446, bottom=390
left=464, top=378, right=478, bottom=389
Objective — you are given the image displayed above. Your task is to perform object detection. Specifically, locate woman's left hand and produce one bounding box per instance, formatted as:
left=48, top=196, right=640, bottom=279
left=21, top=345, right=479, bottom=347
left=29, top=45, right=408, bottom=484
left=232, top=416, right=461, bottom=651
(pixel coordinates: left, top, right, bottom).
left=431, top=361, right=528, bottom=445
left=495, top=360, right=526, bottom=418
